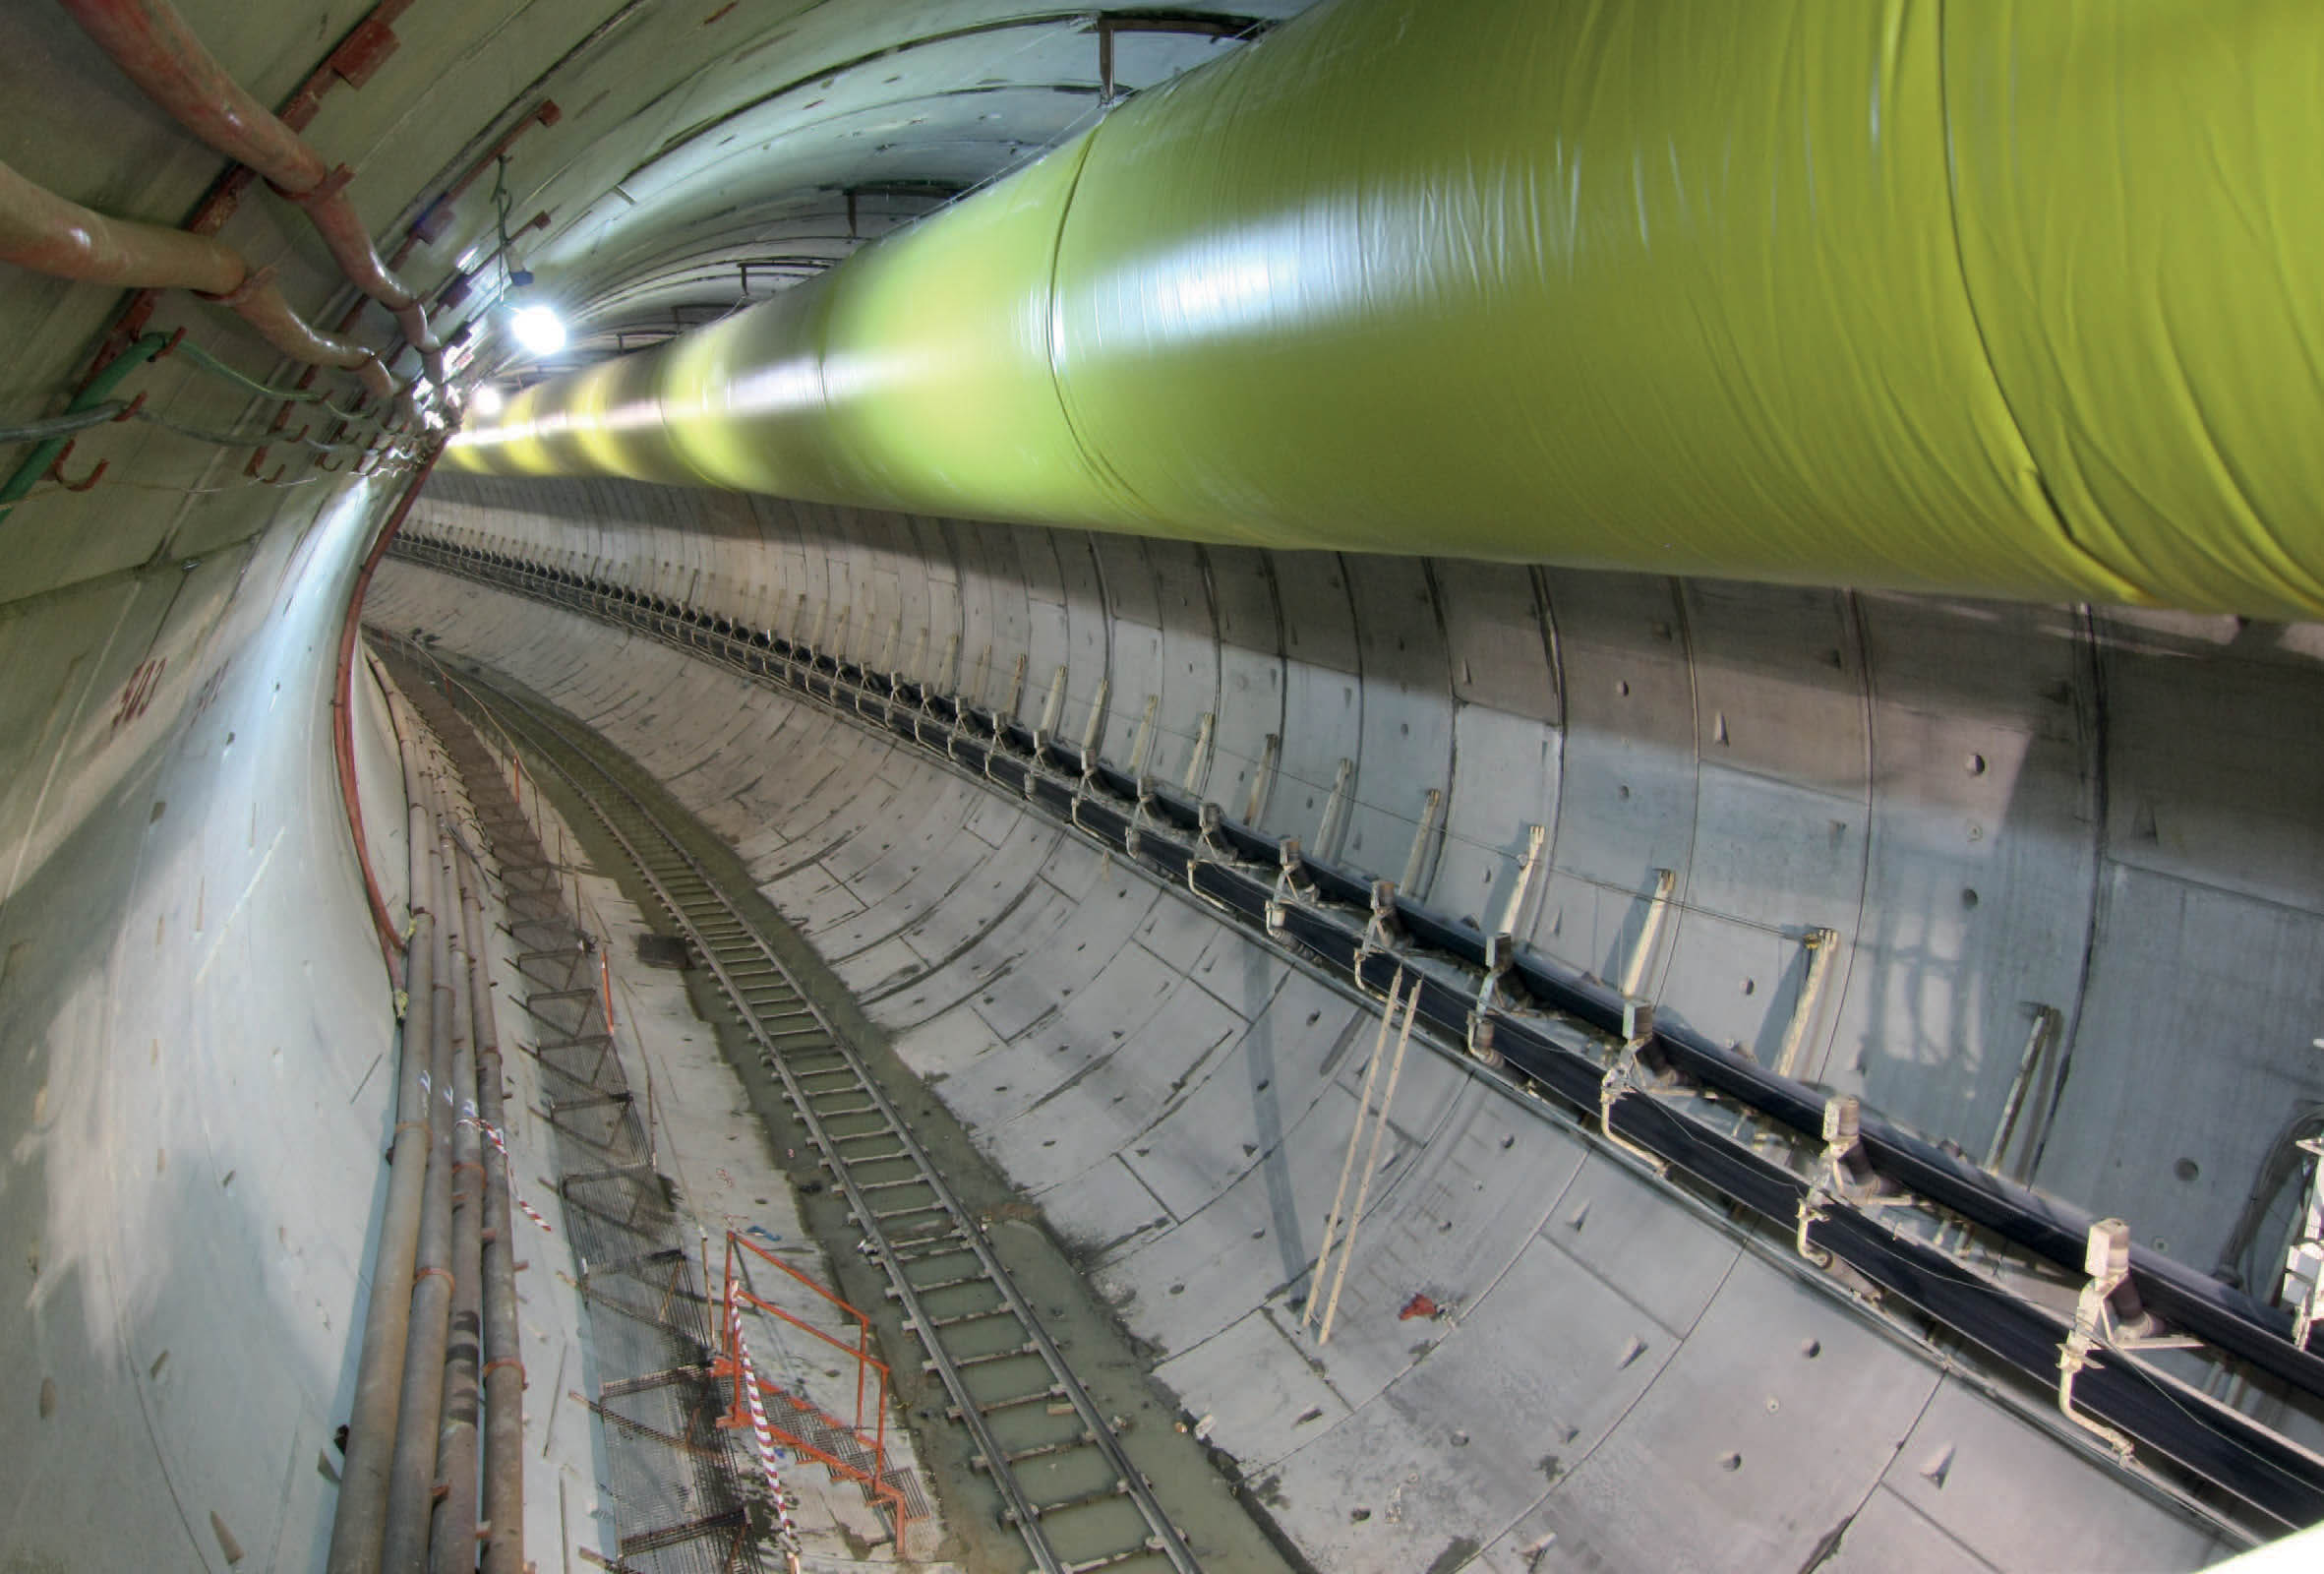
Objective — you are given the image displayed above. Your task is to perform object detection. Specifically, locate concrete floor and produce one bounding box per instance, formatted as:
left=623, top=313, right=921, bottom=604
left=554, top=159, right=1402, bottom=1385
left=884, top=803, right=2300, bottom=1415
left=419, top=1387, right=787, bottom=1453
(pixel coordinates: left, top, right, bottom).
left=424, top=670, right=960, bottom=1570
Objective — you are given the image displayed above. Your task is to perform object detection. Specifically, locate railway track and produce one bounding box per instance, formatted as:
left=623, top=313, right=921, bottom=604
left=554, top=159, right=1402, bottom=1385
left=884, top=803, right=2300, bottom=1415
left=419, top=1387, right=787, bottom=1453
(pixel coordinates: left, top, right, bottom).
left=458, top=678, right=1203, bottom=1574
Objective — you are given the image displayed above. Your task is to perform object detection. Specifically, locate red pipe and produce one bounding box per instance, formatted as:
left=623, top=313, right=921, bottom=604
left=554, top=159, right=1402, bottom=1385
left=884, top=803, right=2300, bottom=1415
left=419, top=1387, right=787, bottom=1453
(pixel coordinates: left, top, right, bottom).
left=332, top=442, right=443, bottom=989
left=0, top=155, right=402, bottom=392
left=61, top=0, right=447, bottom=383
left=86, top=0, right=412, bottom=375
left=59, top=0, right=327, bottom=186
left=0, top=156, right=241, bottom=290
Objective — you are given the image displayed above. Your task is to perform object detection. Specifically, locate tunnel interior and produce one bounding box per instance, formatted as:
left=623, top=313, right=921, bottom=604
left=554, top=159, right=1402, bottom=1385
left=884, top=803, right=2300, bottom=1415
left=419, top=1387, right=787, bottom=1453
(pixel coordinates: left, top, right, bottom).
left=4, top=2, right=2324, bottom=1571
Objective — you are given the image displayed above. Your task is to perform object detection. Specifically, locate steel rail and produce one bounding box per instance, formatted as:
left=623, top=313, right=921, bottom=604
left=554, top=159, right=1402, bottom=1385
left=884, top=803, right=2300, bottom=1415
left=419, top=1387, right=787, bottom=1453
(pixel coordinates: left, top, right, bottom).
left=457, top=679, right=1198, bottom=1574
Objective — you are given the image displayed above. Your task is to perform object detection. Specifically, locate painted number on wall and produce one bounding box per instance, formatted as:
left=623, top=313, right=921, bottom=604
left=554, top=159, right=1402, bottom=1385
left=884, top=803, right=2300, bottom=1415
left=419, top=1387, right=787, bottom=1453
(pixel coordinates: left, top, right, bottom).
left=112, top=657, right=166, bottom=731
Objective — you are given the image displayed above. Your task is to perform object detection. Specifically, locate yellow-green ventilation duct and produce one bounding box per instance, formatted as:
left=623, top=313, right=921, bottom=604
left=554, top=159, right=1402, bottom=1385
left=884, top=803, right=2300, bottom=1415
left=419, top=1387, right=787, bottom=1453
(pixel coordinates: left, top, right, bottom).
left=449, top=0, right=2324, bottom=619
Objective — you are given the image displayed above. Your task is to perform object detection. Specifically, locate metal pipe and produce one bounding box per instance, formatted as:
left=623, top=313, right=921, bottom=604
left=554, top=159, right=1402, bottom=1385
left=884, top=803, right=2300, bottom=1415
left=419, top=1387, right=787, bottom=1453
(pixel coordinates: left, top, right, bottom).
left=381, top=804, right=460, bottom=1574
left=0, top=156, right=240, bottom=291
left=326, top=674, right=441, bottom=1574
left=57, top=0, right=447, bottom=382
left=0, top=156, right=400, bottom=393
left=331, top=448, right=443, bottom=989
left=208, top=265, right=383, bottom=374
left=465, top=867, right=524, bottom=1574
left=81, top=0, right=415, bottom=372
left=57, top=0, right=328, bottom=195
left=428, top=852, right=486, bottom=1574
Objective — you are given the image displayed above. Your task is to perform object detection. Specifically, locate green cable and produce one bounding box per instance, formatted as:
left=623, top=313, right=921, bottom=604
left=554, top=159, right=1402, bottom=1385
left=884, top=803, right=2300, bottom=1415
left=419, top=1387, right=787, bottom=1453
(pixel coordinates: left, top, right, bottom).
left=0, top=333, right=170, bottom=524
left=130, top=406, right=409, bottom=459
left=0, top=401, right=129, bottom=446
left=0, top=332, right=416, bottom=524
left=174, top=340, right=369, bottom=423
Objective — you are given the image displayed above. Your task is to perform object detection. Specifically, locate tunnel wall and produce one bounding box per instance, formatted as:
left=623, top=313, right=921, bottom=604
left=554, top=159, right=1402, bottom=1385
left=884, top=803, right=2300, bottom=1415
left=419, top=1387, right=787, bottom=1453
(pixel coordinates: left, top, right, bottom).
left=448, top=0, right=2324, bottom=620
left=366, top=469, right=2324, bottom=1566
left=0, top=479, right=407, bottom=1569
left=387, top=475, right=2324, bottom=1290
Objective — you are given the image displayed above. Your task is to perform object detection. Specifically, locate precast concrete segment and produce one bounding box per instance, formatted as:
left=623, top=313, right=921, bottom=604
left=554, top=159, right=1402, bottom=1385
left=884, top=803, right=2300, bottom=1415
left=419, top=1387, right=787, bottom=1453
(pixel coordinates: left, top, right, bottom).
left=364, top=554, right=2305, bottom=1568
left=0, top=466, right=418, bottom=1569
left=380, top=538, right=2324, bottom=1538
left=388, top=472, right=2324, bottom=1323
left=447, top=0, right=2324, bottom=619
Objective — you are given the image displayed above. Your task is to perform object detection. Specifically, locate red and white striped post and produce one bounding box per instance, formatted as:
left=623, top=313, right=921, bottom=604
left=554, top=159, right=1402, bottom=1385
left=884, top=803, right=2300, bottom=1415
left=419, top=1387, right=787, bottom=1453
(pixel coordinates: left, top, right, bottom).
left=727, top=1280, right=804, bottom=1572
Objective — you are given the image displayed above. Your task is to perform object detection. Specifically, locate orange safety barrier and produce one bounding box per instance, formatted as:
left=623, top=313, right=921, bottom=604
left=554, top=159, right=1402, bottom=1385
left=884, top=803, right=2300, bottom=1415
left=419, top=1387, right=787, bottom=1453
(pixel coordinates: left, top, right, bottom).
left=713, top=1229, right=910, bottom=1545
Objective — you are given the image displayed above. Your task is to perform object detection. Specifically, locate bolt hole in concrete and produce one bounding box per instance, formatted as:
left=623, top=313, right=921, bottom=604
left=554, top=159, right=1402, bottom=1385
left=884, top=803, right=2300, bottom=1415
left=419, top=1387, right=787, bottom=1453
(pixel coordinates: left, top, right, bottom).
left=1719, top=1452, right=1744, bottom=1472
left=2176, top=1158, right=2201, bottom=1182
left=1616, top=679, right=1630, bottom=696
left=1801, top=1339, right=1821, bottom=1359
left=1962, top=887, right=1980, bottom=909
left=1741, top=978, right=1756, bottom=996
left=1966, top=752, right=1988, bottom=775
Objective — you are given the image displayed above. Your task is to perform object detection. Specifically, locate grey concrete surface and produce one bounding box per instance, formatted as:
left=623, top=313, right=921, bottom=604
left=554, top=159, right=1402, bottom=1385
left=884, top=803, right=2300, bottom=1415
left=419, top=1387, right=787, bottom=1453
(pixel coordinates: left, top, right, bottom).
left=4, top=3, right=2319, bottom=1568
left=356, top=468, right=2324, bottom=1568
left=1, top=483, right=405, bottom=1571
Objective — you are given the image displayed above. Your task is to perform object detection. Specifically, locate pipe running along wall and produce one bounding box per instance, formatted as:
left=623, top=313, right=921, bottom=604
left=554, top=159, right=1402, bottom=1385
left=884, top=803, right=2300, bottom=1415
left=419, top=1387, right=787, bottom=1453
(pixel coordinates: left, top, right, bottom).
left=58, top=0, right=449, bottom=381
left=0, top=157, right=400, bottom=402
left=447, top=0, right=2324, bottom=620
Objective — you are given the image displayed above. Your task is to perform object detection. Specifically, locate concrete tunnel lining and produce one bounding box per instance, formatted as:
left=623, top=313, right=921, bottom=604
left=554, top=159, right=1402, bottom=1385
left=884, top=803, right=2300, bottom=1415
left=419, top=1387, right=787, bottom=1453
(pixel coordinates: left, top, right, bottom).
left=4, top=0, right=2324, bottom=1567
left=355, top=467, right=2324, bottom=1568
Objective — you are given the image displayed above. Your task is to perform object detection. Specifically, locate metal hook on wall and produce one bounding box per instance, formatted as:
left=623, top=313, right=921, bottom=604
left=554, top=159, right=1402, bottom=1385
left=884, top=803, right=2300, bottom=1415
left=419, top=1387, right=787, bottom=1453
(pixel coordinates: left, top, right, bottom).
left=47, top=440, right=107, bottom=492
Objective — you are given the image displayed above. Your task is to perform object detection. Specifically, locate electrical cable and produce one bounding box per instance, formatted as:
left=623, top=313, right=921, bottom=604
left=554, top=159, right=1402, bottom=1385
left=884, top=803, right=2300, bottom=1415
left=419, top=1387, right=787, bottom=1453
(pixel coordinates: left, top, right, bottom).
left=129, top=405, right=416, bottom=459
left=174, top=339, right=366, bottom=421
left=0, top=331, right=170, bottom=524
left=491, top=154, right=517, bottom=293
left=2216, top=1108, right=2324, bottom=1293
left=0, top=400, right=130, bottom=446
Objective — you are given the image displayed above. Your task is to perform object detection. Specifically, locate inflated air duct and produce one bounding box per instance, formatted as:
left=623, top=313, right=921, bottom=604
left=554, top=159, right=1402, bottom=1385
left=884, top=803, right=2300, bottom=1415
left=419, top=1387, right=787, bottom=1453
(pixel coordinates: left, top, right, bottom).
left=448, top=0, right=2324, bottom=619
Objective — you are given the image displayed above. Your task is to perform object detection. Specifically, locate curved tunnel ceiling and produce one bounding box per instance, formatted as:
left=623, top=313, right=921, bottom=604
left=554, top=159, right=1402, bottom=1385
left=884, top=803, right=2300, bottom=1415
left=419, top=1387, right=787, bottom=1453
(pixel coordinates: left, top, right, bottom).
left=450, top=7, right=1290, bottom=380
left=450, top=0, right=2324, bottom=622
left=7, top=2, right=2324, bottom=1570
